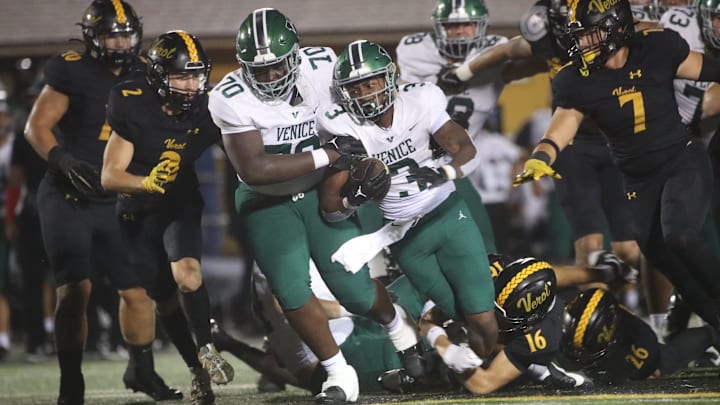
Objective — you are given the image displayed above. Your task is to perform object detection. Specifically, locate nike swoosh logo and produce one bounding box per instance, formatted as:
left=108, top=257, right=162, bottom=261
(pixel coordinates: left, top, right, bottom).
left=408, top=122, right=418, bottom=132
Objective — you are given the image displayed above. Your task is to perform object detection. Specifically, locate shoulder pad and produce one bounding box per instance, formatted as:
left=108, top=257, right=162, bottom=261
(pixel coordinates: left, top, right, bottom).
left=520, top=5, right=549, bottom=43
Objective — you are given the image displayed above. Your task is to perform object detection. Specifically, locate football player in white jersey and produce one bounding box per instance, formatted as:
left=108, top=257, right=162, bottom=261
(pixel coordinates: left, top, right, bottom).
left=319, top=40, right=498, bottom=367
left=395, top=0, right=507, bottom=254
left=208, top=9, right=421, bottom=405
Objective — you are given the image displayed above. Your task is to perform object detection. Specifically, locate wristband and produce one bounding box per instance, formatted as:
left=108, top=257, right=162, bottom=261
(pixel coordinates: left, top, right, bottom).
left=426, top=326, right=448, bottom=348
left=311, top=149, right=330, bottom=170
left=455, top=63, right=473, bottom=82
left=338, top=305, right=353, bottom=318
left=530, top=150, right=552, bottom=164
left=538, top=138, right=560, bottom=156
left=441, top=165, right=458, bottom=180
left=342, top=197, right=357, bottom=210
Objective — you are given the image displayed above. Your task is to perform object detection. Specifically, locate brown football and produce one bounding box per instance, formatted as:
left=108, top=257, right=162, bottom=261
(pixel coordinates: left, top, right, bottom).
left=348, top=157, right=391, bottom=202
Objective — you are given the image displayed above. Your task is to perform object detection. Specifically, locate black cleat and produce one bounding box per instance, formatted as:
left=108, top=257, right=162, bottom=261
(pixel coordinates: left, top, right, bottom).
left=666, top=293, right=692, bottom=340
left=190, top=367, right=215, bottom=405
left=123, top=365, right=183, bottom=401
left=58, top=373, right=84, bottom=405
left=378, top=368, right=416, bottom=394
left=397, top=344, right=425, bottom=379
left=57, top=395, right=84, bottom=405
left=315, top=386, right=348, bottom=405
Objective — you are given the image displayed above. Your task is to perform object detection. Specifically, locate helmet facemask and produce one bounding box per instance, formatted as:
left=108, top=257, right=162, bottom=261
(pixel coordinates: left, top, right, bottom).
left=433, top=17, right=488, bottom=59
left=567, top=3, right=634, bottom=76
left=147, top=31, right=211, bottom=114
left=239, top=45, right=300, bottom=103
left=81, top=0, right=142, bottom=68
left=334, top=40, right=398, bottom=122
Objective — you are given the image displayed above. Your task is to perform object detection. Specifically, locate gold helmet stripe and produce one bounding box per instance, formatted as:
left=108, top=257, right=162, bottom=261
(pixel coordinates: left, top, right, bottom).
left=573, top=288, right=605, bottom=348
left=496, top=260, right=551, bottom=307
left=568, top=0, right=580, bottom=23
left=111, top=0, right=127, bottom=24
left=176, top=31, right=199, bottom=62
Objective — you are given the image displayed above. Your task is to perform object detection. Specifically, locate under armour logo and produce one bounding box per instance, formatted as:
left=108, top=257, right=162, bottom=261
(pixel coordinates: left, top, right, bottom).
left=354, top=187, right=367, bottom=199
left=626, top=191, right=637, bottom=200
left=629, top=69, right=642, bottom=79
left=458, top=210, right=467, bottom=220
left=186, top=127, right=200, bottom=135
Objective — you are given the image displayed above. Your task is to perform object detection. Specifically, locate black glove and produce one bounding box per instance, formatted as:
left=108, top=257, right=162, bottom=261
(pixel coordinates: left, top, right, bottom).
left=324, top=136, right=368, bottom=170
left=408, top=166, right=449, bottom=189
left=342, top=160, right=391, bottom=206
left=48, top=146, right=104, bottom=196
left=436, top=66, right=468, bottom=95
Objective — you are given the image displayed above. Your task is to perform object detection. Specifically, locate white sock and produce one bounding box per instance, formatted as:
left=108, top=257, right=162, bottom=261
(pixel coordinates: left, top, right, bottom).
left=384, top=304, right=418, bottom=351
left=383, top=305, right=402, bottom=332
left=44, top=318, right=54, bottom=334
left=321, top=351, right=348, bottom=374
left=0, top=332, right=10, bottom=349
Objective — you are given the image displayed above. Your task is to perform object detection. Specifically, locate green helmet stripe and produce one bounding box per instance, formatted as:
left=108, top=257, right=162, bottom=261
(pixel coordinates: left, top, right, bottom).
left=454, top=0, right=465, bottom=11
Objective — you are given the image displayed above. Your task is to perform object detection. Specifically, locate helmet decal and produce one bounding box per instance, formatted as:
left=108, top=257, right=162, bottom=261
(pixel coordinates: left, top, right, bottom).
left=496, top=259, right=551, bottom=308
left=573, top=288, right=605, bottom=348
left=176, top=31, right=200, bottom=63
left=110, top=0, right=127, bottom=24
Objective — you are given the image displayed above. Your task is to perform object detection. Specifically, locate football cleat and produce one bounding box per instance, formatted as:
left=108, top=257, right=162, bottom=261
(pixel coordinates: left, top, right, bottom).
left=377, top=368, right=417, bottom=394
left=315, top=364, right=359, bottom=404
left=190, top=367, right=215, bottom=405
left=198, top=343, right=235, bottom=385
left=122, top=364, right=183, bottom=401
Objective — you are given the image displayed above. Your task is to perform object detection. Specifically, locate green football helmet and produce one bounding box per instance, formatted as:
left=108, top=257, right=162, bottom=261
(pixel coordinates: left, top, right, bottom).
left=334, top=40, right=398, bottom=121
left=235, top=8, right=300, bottom=102
left=432, top=0, right=490, bottom=59
left=699, top=0, right=720, bottom=51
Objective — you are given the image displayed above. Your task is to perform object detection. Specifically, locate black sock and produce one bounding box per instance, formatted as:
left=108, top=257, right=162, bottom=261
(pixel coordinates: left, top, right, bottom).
left=58, top=350, right=84, bottom=397
left=128, top=343, right=154, bottom=370
left=160, top=307, right=201, bottom=368
left=181, top=283, right=212, bottom=347
left=660, top=326, right=714, bottom=374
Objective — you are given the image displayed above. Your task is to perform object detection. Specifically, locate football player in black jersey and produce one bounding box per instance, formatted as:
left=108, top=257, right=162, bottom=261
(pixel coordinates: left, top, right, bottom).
left=24, top=1, right=181, bottom=403
left=561, top=288, right=718, bottom=384
left=102, top=30, right=232, bottom=405
left=440, top=0, right=641, bottom=286
left=407, top=255, right=588, bottom=395
left=515, top=0, right=720, bottom=333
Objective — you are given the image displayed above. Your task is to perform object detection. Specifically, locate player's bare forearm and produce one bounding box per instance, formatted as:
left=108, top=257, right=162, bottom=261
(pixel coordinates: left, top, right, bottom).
left=703, top=82, right=720, bottom=117
left=468, top=36, right=533, bottom=76
left=532, top=107, right=583, bottom=164
left=101, top=132, right=145, bottom=193
left=24, top=85, right=67, bottom=159
left=433, top=120, right=476, bottom=176
left=319, top=168, right=349, bottom=214
left=461, top=350, right=522, bottom=395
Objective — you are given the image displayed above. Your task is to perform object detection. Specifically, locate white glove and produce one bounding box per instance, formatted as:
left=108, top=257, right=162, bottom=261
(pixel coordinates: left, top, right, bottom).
left=441, top=343, right=483, bottom=373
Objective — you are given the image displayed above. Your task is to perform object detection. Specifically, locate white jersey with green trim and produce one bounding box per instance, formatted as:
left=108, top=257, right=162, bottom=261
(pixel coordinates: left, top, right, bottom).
left=659, top=7, right=711, bottom=127
left=396, top=32, right=508, bottom=141
left=208, top=46, right=337, bottom=196
left=318, top=82, right=454, bottom=221
left=631, top=5, right=656, bottom=22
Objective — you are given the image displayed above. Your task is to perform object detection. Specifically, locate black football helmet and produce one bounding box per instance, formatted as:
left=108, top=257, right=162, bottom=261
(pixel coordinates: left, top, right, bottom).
left=566, top=0, right=635, bottom=76
left=493, top=257, right=557, bottom=335
left=146, top=31, right=211, bottom=113
left=560, top=288, right=619, bottom=365
left=548, top=0, right=575, bottom=50
left=80, top=0, right=142, bottom=67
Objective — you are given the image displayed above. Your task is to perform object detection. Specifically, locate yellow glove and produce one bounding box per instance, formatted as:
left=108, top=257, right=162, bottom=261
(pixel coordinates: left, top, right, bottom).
left=512, top=158, right=561, bottom=187
left=141, top=160, right=173, bottom=194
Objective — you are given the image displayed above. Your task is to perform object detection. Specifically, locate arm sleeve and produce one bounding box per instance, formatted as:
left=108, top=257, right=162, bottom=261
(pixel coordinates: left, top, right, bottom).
left=550, top=69, right=578, bottom=110
left=661, top=29, right=691, bottom=70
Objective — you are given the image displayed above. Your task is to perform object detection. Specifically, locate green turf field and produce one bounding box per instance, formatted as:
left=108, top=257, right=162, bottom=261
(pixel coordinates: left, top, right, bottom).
left=1, top=349, right=719, bottom=404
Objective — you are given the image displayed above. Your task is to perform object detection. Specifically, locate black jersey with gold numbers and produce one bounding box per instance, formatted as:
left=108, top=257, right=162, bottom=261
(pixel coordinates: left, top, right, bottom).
left=107, top=79, right=221, bottom=212
left=502, top=299, right=563, bottom=371
left=552, top=29, right=691, bottom=177
left=590, top=307, right=660, bottom=384
left=43, top=51, right=145, bottom=168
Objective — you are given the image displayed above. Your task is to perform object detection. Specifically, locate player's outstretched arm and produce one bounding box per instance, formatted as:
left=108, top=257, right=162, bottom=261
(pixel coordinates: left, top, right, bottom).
left=222, top=129, right=340, bottom=185
left=460, top=350, right=524, bottom=395
left=513, top=107, right=582, bottom=187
